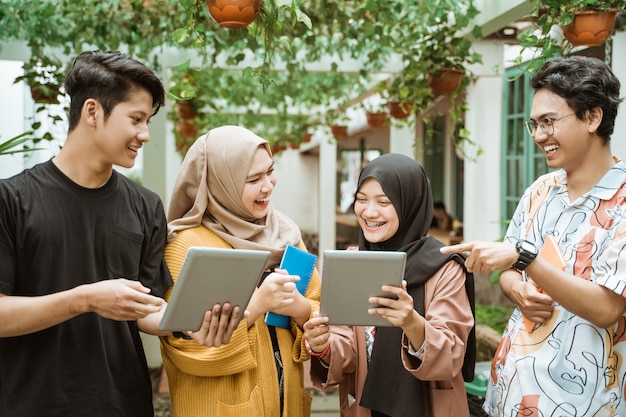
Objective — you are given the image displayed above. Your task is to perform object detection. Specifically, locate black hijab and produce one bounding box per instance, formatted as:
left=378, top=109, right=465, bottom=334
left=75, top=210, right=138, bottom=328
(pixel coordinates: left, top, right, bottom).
left=355, top=154, right=476, bottom=417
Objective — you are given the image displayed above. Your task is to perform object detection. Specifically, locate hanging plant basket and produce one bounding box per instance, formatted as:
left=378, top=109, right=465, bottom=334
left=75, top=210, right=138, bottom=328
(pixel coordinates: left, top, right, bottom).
left=562, top=9, right=618, bottom=47
left=176, top=121, right=198, bottom=140
left=206, top=0, right=262, bottom=29
left=366, top=111, right=388, bottom=128
left=429, top=68, right=465, bottom=96
left=175, top=101, right=198, bottom=120
left=330, top=124, right=348, bottom=139
left=271, top=142, right=288, bottom=155
left=174, top=121, right=198, bottom=157
left=388, top=101, right=413, bottom=120
left=29, top=82, right=61, bottom=104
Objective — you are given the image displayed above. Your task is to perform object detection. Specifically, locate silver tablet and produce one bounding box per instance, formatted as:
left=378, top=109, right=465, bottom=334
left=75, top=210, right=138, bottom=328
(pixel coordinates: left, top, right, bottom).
left=320, top=250, right=407, bottom=327
left=158, top=247, right=270, bottom=332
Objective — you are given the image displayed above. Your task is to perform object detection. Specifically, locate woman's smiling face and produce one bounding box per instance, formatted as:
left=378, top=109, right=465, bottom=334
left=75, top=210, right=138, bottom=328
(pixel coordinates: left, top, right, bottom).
left=242, top=146, right=276, bottom=219
left=354, top=177, right=399, bottom=243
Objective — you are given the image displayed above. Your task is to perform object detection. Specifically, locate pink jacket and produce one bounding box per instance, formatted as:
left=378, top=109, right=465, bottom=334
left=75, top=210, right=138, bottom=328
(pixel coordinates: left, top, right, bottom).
left=309, top=260, right=473, bottom=417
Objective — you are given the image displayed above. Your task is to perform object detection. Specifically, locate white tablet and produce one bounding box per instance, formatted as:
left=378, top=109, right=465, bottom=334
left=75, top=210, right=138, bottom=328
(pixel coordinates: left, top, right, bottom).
left=158, top=247, right=270, bottom=332
left=320, top=250, right=407, bottom=327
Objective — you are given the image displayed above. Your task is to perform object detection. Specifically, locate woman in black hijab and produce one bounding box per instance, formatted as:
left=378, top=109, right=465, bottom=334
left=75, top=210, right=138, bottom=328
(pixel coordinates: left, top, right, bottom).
left=304, top=153, right=475, bottom=417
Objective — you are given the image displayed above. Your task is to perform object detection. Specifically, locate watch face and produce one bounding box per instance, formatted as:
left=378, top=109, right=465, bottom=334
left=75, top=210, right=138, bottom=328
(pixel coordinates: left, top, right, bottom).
left=519, top=240, right=536, bottom=253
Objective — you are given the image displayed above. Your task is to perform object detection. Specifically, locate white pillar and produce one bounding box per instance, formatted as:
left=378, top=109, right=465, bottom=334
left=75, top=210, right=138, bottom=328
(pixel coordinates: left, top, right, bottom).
left=318, top=132, right=337, bottom=264
left=463, top=39, right=507, bottom=242
left=389, top=119, right=415, bottom=158
left=0, top=59, right=28, bottom=178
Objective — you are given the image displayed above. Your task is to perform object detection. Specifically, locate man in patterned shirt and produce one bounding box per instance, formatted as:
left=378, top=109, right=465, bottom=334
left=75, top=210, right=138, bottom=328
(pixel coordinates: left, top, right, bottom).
left=442, top=55, right=626, bottom=416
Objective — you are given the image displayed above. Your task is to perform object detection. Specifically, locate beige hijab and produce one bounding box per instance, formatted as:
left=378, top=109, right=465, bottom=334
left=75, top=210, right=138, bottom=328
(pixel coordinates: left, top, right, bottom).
left=167, top=125, right=302, bottom=268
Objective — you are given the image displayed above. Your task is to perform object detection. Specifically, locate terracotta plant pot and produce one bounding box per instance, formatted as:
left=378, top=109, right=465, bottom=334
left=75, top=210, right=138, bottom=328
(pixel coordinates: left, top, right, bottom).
left=175, top=101, right=198, bottom=120
left=562, top=9, right=618, bottom=47
left=29, top=82, right=61, bottom=104
left=302, top=132, right=313, bottom=143
left=430, top=68, right=465, bottom=95
left=271, top=142, right=287, bottom=155
left=206, top=0, right=262, bottom=29
left=388, top=101, right=413, bottom=120
left=366, top=111, right=387, bottom=128
left=330, top=124, right=348, bottom=139
left=176, top=121, right=198, bottom=140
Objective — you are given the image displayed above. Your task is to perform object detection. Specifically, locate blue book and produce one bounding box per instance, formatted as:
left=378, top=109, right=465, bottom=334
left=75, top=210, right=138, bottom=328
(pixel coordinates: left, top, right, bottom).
left=265, top=244, right=318, bottom=328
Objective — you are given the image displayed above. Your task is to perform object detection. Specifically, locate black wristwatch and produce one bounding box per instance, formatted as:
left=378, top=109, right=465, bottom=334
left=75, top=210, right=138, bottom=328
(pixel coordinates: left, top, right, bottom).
left=513, top=239, right=538, bottom=271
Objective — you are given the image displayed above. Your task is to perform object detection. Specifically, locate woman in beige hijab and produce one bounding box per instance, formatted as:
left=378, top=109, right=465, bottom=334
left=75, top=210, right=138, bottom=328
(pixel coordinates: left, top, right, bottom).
left=160, top=125, right=321, bottom=417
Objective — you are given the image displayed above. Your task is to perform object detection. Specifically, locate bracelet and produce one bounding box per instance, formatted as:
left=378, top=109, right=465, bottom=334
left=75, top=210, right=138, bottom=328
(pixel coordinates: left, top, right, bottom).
left=309, top=344, right=330, bottom=359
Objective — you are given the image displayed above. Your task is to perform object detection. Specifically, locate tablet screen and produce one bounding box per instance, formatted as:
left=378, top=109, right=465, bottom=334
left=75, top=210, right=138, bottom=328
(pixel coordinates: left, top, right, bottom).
left=158, top=247, right=270, bottom=332
left=320, top=250, right=406, bottom=326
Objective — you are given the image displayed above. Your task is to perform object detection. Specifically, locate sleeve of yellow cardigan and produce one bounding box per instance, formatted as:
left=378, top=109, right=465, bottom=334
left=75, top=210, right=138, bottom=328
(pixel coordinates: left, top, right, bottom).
left=290, top=265, right=321, bottom=362
left=161, top=320, right=259, bottom=377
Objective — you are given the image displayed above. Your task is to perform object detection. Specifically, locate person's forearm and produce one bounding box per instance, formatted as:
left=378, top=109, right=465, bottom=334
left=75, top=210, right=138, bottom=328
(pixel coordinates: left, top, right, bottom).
left=526, top=257, right=626, bottom=328
left=137, top=307, right=171, bottom=336
left=245, top=296, right=266, bottom=328
left=290, top=294, right=312, bottom=328
left=402, top=310, right=426, bottom=352
left=0, top=287, right=88, bottom=337
left=499, top=269, right=523, bottom=302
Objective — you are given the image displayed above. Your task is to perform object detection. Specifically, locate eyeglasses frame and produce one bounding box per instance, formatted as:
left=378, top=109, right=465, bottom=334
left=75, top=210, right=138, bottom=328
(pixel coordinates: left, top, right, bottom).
left=523, top=112, right=576, bottom=136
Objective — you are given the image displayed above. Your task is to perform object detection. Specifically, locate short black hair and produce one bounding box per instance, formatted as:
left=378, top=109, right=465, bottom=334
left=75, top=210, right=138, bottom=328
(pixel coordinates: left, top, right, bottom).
left=64, top=50, right=165, bottom=131
left=531, top=55, right=623, bottom=143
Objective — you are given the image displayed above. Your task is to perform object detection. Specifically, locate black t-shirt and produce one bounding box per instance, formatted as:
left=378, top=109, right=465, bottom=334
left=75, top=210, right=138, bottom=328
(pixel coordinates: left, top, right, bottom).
left=0, top=160, right=173, bottom=417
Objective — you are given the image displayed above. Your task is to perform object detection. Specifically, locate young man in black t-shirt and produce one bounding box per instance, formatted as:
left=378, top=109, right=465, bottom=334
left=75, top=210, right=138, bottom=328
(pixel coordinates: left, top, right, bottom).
left=0, top=50, right=240, bottom=417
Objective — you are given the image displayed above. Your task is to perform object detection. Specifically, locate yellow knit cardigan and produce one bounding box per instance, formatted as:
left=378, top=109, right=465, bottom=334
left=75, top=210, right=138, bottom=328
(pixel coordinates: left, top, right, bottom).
left=160, top=226, right=321, bottom=417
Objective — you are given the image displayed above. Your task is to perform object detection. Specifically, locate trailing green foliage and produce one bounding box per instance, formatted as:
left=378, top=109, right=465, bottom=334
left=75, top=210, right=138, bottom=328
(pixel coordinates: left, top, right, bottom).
left=1, top=0, right=484, bottom=157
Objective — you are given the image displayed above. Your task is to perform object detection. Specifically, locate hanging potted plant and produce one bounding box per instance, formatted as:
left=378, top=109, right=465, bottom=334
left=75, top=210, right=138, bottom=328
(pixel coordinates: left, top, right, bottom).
left=326, top=109, right=350, bottom=140
left=300, top=122, right=314, bottom=143
left=561, top=7, right=620, bottom=46
left=175, top=121, right=198, bottom=141
left=270, top=140, right=288, bottom=155
left=387, top=100, right=414, bottom=120
left=377, top=74, right=420, bottom=121
left=429, top=68, right=466, bottom=96
left=380, top=1, right=483, bottom=159
left=378, top=0, right=481, bottom=125
left=515, top=1, right=626, bottom=71
left=361, top=102, right=388, bottom=128
left=175, top=99, right=200, bottom=120
left=206, top=0, right=262, bottom=29
left=414, top=11, right=482, bottom=97
left=366, top=110, right=387, bottom=128
left=14, top=55, right=65, bottom=105
left=376, top=75, right=413, bottom=120
left=330, top=124, right=348, bottom=139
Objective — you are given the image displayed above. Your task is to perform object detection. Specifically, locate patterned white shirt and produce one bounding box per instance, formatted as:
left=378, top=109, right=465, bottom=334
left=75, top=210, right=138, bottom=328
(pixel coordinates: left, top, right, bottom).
left=484, top=161, right=626, bottom=417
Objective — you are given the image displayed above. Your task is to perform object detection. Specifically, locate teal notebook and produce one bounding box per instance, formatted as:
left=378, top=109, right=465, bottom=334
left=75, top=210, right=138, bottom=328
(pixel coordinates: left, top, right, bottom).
left=265, top=244, right=318, bottom=328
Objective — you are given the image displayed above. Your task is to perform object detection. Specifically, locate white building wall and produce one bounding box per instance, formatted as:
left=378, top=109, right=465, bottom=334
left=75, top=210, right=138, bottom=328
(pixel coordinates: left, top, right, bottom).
left=270, top=144, right=320, bottom=234
left=0, top=60, right=27, bottom=179
left=610, top=31, right=626, bottom=160
left=463, top=40, right=507, bottom=243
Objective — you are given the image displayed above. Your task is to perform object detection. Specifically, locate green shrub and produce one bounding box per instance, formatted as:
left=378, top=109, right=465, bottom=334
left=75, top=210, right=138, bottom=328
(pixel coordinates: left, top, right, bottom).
left=476, top=303, right=514, bottom=334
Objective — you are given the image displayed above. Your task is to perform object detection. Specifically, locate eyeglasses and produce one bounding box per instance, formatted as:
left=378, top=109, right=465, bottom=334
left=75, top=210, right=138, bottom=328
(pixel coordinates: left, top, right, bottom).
left=523, top=112, right=576, bottom=136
